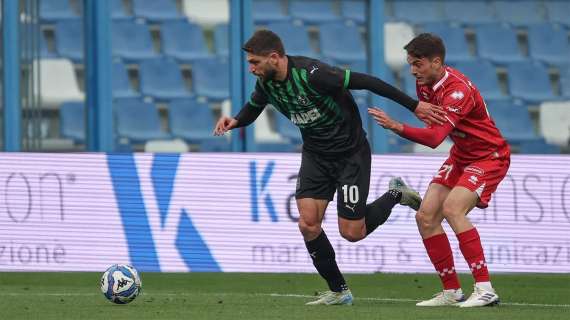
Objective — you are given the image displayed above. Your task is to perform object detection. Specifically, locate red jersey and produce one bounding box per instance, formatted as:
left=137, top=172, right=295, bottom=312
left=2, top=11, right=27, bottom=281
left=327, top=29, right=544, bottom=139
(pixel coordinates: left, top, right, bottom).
left=415, top=66, right=508, bottom=162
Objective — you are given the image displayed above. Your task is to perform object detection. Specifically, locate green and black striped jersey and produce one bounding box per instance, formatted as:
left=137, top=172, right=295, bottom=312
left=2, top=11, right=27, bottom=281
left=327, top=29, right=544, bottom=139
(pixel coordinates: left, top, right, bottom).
left=249, top=55, right=366, bottom=156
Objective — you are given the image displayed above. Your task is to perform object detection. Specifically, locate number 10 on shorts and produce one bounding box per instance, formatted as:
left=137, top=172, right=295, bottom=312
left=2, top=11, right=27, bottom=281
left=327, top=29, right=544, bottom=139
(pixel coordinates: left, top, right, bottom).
left=342, top=185, right=359, bottom=204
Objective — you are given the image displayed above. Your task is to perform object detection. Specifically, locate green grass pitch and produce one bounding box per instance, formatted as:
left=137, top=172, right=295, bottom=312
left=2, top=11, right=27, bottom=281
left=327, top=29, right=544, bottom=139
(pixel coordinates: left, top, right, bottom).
left=1, top=272, right=568, bottom=319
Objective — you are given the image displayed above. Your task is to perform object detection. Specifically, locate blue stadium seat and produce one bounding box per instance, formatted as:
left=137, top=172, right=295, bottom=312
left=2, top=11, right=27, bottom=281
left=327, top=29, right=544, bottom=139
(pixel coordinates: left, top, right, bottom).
left=139, top=57, right=192, bottom=100
left=401, top=71, right=417, bottom=97
left=161, top=20, right=211, bottom=62
left=493, top=0, right=545, bottom=26
left=341, top=0, right=366, bottom=25
left=253, top=0, right=290, bottom=24
left=527, top=23, right=570, bottom=67
left=275, top=113, right=302, bottom=144
left=214, top=24, right=228, bottom=57
left=132, top=0, right=183, bottom=22
left=112, top=62, right=139, bottom=98
left=115, top=99, right=171, bottom=143
left=267, top=21, right=315, bottom=57
left=40, top=0, right=79, bottom=22
left=40, top=32, right=56, bottom=58
left=506, top=61, right=556, bottom=103
left=60, top=102, right=85, bottom=143
left=475, top=23, right=525, bottom=64
left=443, top=1, right=496, bottom=25
left=191, top=57, right=230, bottom=100
left=55, top=19, right=83, bottom=62
left=420, top=23, right=474, bottom=63
left=319, top=22, right=366, bottom=63
left=168, top=98, right=227, bottom=147
left=289, top=0, right=340, bottom=24
left=544, top=1, right=570, bottom=27
left=561, top=67, right=570, bottom=98
left=392, top=0, right=443, bottom=24
left=112, top=20, right=158, bottom=62
left=452, top=60, right=510, bottom=101
left=486, top=99, right=542, bottom=144
left=111, top=0, right=131, bottom=19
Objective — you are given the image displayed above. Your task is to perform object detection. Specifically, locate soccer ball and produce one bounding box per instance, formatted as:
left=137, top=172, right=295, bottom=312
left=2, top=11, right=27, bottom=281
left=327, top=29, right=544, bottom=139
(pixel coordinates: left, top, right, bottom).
left=100, top=264, right=142, bottom=304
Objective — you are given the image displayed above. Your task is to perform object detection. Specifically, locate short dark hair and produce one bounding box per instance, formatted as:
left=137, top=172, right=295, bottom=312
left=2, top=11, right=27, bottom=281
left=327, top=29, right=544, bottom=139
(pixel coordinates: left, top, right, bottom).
left=242, top=29, right=285, bottom=56
left=404, top=33, right=446, bottom=62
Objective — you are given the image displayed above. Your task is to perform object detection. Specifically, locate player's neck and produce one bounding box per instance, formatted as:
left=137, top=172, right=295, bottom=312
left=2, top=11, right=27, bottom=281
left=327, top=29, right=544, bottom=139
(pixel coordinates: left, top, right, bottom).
left=429, top=67, right=447, bottom=87
left=275, top=56, right=289, bottom=82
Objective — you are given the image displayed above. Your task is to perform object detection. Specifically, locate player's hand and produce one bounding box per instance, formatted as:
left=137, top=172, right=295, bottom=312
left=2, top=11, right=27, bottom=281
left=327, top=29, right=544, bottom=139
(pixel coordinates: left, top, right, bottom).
left=213, top=116, right=238, bottom=136
left=368, top=107, right=403, bottom=133
left=415, top=101, right=446, bottom=126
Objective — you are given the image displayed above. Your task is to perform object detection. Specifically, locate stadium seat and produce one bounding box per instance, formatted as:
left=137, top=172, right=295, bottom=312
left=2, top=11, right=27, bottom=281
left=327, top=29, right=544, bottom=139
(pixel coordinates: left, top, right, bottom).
left=59, top=101, right=85, bottom=143
left=493, top=0, right=545, bottom=26
left=452, top=60, right=510, bottom=101
left=341, top=0, right=366, bottom=25
left=161, top=20, right=211, bottom=62
left=191, top=57, right=230, bottom=100
left=506, top=61, right=557, bottom=103
left=115, top=99, right=170, bottom=143
left=111, top=20, right=158, bottom=62
left=420, top=23, right=474, bottom=63
left=40, top=0, right=79, bottom=22
left=544, top=1, right=570, bottom=27
left=486, top=99, right=541, bottom=143
left=392, top=0, right=443, bottom=24
left=132, top=0, right=183, bottom=22
left=182, top=0, right=229, bottom=27
left=319, top=22, right=366, bottom=63
left=267, top=21, right=315, bottom=57
left=539, top=101, right=570, bottom=146
left=139, top=57, right=192, bottom=100
left=442, top=1, right=496, bottom=25
left=475, top=23, right=525, bottom=64
left=55, top=19, right=83, bottom=62
left=384, top=22, right=415, bottom=71
left=112, top=62, right=139, bottom=98
left=111, top=0, right=131, bottom=19
left=527, top=23, right=570, bottom=67
left=253, top=0, right=290, bottom=24
left=254, top=107, right=297, bottom=152
left=36, top=59, right=84, bottom=108
left=289, top=0, right=340, bottom=24
left=144, top=139, right=189, bottom=152
left=400, top=71, right=417, bottom=97
left=168, top=98, right=223, bottom=145
left=213, top=24, right=228, bottom=57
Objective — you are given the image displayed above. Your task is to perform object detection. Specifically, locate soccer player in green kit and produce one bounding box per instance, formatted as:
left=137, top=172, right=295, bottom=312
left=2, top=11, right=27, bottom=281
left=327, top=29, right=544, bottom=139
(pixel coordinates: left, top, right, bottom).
left=214, top=30, right=445, bottom=305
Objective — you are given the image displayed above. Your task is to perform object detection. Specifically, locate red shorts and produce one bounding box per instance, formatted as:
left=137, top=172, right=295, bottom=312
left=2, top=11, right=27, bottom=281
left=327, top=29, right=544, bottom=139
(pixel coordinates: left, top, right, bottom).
left=430, top=154, right=510, bottom=208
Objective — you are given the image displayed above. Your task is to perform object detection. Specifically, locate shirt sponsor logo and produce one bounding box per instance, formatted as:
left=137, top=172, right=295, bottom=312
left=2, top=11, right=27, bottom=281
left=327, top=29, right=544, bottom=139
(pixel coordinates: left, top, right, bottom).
left=450, top=91, right=464, bottom=100
left=290, top=108, right=321, bottom=125
left=446, top=106, right=461, bottom=113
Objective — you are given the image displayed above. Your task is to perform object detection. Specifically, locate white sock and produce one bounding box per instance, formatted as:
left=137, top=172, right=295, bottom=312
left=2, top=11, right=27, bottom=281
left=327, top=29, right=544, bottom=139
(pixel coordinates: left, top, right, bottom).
left=476, top=281, right=493, bottom=292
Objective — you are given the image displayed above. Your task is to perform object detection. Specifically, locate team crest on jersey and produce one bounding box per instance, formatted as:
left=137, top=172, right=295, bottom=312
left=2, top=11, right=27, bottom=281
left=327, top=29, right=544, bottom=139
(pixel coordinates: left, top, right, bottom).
left=450, top=91, right=464, bottom=100
left=297, top=95, right=309, bottom=106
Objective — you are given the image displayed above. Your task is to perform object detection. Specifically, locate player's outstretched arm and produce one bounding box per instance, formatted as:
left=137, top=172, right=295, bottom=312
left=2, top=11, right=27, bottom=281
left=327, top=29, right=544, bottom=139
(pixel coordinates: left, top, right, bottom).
left=368, top=107, right=452, bottom=149
left=348, top=72, right=446, bottom=125
left=213, top=102, right=264, bottom=136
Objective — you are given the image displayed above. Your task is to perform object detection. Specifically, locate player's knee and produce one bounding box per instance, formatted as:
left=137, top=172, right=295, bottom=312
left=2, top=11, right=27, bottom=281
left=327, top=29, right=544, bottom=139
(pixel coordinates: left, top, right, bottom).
left=441, top=200, right=466, bottom=221
left=415, top=209, right=437, bottom=232
left=298, top=218, right=321, bottom=238
left=340, top=229, right=364, bottom=243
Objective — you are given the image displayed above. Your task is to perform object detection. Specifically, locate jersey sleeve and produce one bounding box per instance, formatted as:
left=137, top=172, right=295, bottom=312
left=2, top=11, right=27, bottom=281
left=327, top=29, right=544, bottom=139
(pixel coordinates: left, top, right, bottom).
left=440, top=83, right=474, bottom=127
left=307, top=62, right=350, bottom=94
left=249, top=80, right=269, bottom=108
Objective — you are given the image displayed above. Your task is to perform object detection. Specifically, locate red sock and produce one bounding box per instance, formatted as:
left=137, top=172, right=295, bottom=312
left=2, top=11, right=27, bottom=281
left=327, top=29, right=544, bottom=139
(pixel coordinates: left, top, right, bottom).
left=423, top=233, right=460, bottom=290
left=457, top=227, right=490, bottom=283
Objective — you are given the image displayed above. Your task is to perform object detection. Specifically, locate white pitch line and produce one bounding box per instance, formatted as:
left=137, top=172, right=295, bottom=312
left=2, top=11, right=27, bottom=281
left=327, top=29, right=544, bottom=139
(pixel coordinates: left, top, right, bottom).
left=1, top=292, right=568, bottom=308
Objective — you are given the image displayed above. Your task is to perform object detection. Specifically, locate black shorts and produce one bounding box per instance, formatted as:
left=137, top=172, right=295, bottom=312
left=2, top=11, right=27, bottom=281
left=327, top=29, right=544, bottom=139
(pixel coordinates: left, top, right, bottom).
left=295, top=142, right=371, bottom=220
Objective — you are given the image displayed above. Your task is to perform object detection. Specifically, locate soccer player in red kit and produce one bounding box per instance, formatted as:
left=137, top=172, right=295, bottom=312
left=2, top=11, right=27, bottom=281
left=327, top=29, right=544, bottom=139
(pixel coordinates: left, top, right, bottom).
left=369, top=33, right=509, bottom=307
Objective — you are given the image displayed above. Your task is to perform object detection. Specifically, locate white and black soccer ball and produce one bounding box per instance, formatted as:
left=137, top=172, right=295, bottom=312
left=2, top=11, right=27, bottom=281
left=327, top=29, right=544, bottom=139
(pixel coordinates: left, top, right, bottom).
left=100, top=264, right=142, bottom=304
